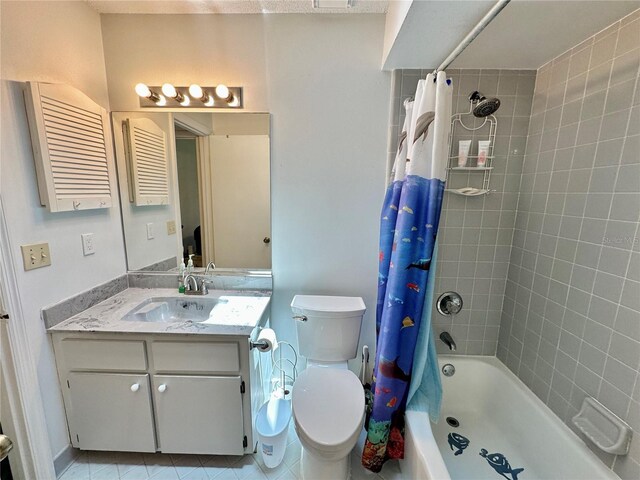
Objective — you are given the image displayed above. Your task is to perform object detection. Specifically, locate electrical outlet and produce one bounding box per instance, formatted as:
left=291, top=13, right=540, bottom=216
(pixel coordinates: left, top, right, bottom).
left=146, top=223, right=155, bottom=240
left=81, top=233, right=95, bottom=256
left=21, top=242, right=51, bottom=271
left=167, top=220, right=176, bottom=235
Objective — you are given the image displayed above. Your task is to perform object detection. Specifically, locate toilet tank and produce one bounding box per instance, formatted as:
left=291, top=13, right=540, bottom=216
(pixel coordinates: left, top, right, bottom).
left=291, top=295, right=366, bottom=362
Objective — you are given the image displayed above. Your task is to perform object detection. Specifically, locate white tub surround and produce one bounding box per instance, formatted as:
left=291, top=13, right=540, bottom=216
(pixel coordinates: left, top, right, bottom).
left=401, top=355, right=619, bottom=480
left=47, top=288, right=271, bottom=336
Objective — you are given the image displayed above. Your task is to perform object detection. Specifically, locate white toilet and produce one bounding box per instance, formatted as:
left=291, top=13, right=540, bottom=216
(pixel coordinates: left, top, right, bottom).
left=290, top=295, right=366, bottom=480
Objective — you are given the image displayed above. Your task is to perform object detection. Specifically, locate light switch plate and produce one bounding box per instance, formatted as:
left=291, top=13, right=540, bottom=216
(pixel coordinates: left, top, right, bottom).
left=81, top=233, right=95, bottom=255
left=21, top=242, right=51, bottom=271
left=167, top=220, right=176, bottom=235
left=146, top=223, right=155, bottom=240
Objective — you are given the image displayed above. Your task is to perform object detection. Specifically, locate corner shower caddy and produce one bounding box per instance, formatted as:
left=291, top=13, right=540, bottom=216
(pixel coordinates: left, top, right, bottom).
left=445, top=105, right=497, bottom=197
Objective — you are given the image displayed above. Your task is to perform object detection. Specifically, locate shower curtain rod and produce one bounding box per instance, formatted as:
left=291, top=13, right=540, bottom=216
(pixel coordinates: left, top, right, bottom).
left=436, top=0, right=511, bottom=72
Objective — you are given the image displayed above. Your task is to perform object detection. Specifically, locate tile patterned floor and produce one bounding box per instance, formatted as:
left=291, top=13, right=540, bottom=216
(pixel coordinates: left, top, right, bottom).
left=58, top=424, right=404, bottom=480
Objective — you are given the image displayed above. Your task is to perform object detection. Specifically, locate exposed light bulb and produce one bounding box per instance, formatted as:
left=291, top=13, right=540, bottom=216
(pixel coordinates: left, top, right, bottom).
left=204, top=96, right=215, bottom=107
left=162, top=83, right=177, bottom=98
left=135, top=83, right=151, bottom=98
left=180, top=96, right=190, bottom=106
left=215, top=84, right=231, bottom=101
left=155, top=95, right=167, bottom=106
left=188, top=84, right=203, bottom=99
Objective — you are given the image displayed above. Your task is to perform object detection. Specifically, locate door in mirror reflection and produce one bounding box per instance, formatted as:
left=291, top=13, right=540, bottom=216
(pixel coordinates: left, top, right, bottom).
left=209, top=135, right=270, bottom=268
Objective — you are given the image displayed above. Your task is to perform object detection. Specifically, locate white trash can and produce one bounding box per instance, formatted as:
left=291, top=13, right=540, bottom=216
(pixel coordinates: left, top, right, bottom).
left=256, top=396, right=291, bottom=469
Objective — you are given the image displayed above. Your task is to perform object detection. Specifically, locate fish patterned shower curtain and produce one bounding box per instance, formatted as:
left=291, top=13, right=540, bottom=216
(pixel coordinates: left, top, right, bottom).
left=362, top=72, right=452, bottom=472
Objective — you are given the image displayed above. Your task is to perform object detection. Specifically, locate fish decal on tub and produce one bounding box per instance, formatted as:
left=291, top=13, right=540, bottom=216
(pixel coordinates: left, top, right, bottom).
left=479, top=449, right=524, bottom=480
left=447, top=433, right=470, bottom=456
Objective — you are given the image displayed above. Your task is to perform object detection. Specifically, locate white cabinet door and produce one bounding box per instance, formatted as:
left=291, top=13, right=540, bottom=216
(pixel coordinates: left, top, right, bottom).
left=153, top=375, right=244, bottom=455
left=68, top=372, right=156, bottom=452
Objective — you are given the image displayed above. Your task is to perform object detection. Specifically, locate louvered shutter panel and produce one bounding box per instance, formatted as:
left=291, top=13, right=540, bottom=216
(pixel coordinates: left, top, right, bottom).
left=24, top=82, right=113, bottom=212
left=124, top=118, right=170, bottom=206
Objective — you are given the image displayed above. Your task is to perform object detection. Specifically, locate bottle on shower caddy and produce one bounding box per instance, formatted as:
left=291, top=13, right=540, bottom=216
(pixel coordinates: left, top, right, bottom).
left=458, top=140, right=471, bottom=167
left=477, top=140, right=491, bottom=167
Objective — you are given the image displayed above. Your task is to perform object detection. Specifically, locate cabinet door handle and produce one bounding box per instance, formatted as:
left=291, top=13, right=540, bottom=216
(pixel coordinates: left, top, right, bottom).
left=158, top=384, right=167, bottom=393
left=130, top=383, right=140, bottom=392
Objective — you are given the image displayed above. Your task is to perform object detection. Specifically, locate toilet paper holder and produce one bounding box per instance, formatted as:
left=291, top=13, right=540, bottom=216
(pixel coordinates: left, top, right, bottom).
left=250, top=339, right=270, bottom=350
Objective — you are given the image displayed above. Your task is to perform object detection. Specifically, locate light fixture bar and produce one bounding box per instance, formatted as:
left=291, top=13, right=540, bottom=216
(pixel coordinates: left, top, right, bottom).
left=136, top=85, right=243, bottom=109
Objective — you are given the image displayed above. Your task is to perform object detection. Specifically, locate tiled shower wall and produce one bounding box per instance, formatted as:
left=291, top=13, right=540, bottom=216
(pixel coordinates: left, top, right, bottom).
left=388, top=68, right=535, bottom=354
left=497, top=10, right=640, bottom=478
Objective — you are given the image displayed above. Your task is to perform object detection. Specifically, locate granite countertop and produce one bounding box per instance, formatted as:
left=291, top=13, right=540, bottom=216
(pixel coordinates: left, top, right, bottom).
left=47, top=288, right=271, bottom=336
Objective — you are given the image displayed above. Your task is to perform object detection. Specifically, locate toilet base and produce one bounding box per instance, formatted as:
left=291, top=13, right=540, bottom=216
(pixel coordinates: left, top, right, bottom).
left=300, top=448, right=350, bottom=480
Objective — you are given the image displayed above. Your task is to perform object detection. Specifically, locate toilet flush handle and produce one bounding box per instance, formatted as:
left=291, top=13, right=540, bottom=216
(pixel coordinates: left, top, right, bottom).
left=293, top=315, right=307, bottom=322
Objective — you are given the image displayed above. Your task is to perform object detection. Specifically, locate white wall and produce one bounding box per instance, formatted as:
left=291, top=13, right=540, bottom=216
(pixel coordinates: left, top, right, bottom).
left=101, top=14, right=269, bottom=112
left=0, top=0, right=127, bottom=460
left=101, top=13, right=390, bottom=368
left=262, top=15, right=390, bottom=366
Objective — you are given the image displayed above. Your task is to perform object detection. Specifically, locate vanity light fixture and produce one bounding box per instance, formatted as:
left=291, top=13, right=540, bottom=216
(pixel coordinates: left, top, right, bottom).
left=134, top=83, right=164, bottom=104
left=188, top=84, right=215, bottom=107
left=135, top=84, right=243, bottom=108
left=215, top=84, right=233, bottom=102
left=161, top=83, right=190, bottom=106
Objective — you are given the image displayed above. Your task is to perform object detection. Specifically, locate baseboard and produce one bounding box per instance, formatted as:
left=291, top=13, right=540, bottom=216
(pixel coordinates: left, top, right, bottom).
left=53, top=444, right=77, bottom=478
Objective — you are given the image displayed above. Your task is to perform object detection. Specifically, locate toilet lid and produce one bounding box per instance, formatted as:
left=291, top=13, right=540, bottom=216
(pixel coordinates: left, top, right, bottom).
left=292, top=368, right=364, bottom=447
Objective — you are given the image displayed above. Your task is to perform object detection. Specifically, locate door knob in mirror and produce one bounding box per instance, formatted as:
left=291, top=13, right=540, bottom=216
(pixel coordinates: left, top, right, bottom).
left=263, top=237, right=271, bottom=244
left=130, top=383, right=140, bottom=392
left=158, top=384, right=167, bottom=393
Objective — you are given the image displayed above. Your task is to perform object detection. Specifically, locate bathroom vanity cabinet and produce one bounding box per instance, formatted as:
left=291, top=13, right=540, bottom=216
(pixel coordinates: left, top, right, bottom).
left=51, top=333, right=266, bottom=455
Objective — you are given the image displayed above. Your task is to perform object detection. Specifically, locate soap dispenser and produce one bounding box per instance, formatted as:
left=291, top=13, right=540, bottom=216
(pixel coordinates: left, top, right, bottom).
left=187, top=254, right=194, bottom=274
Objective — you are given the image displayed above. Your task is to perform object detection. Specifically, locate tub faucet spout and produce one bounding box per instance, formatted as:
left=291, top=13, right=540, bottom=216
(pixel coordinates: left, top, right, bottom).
left=440, top=332, right=457, bottom=351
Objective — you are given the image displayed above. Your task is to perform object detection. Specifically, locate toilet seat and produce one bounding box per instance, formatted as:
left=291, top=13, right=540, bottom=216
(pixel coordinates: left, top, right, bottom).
left=292, top=367, right=365, bottom=452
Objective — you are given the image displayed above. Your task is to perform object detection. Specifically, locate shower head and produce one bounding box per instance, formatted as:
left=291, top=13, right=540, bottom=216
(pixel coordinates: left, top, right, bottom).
left=468, top=91, right=501, bottom=117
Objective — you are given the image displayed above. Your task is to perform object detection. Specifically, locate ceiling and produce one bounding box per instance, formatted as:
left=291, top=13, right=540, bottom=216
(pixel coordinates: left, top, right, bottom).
left=86, top=0, right=638, bottom=70
left=383, top=0, right=639, bottom=70
left=85, top=0, right=389, bottom=14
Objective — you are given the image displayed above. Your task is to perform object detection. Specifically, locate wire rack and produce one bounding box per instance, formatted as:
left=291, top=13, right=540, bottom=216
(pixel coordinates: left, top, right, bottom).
left=446, top=102, right=497, bottom=197
left=271, top=341, right=298, bottom=397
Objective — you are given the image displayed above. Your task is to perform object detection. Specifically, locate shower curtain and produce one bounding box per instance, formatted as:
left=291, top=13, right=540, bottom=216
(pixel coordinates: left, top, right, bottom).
left=362, top=72, right=452, bottom=472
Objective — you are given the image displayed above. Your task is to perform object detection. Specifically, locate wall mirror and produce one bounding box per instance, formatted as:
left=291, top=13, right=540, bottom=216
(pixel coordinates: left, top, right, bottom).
left=112, top=111, right=271, bottom=272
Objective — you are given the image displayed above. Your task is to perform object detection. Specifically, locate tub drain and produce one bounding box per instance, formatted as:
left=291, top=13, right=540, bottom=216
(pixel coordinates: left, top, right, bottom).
left=446, top=417, right=460, bottom=428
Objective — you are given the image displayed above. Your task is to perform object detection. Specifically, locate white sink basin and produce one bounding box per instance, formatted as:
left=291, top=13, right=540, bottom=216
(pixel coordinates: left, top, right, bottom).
left=121, top=297, right=223, bottom=323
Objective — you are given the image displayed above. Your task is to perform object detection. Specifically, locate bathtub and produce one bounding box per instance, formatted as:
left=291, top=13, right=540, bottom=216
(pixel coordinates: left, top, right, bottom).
left=400, top=355, right=619, bottom=480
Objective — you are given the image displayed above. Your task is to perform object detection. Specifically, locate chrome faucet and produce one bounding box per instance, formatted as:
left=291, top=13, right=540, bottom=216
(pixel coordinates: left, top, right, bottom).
left=204, top=262, right=216, bottom=275
left=440, top=332, right=457, bottom=351
left=184, top=274, right=208, bottom=295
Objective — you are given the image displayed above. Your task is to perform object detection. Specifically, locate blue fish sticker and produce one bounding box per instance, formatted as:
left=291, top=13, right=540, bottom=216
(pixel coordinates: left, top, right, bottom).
left=447, top=432, right=470, bottom=456
left=479, top=449, right=524, bottom=480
